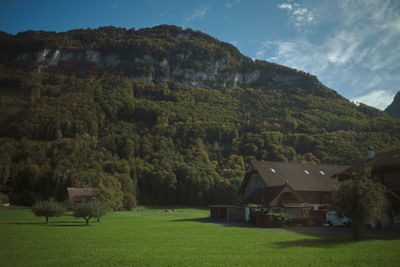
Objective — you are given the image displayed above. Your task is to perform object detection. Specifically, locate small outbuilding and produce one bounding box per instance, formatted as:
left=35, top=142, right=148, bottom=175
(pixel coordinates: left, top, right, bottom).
left=210, top=205, right=250, bottom=223
left=67, top=187, right=96, bottom=202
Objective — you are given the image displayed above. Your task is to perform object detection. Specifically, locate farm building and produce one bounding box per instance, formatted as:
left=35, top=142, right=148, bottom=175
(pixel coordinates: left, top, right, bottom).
left=212, top=150, right=400, bottom=225
left=238, top=160, right=349, bottom=219
left=209, top=205, right=250, bottom=222
left=337, top=149, right=400, bottom=193
left=66, top=187, right=95, bottom=202
left=336, top=149, right=400, bottom=225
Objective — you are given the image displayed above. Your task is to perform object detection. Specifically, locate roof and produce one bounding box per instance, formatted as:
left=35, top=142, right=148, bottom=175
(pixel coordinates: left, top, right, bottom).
left=282, top=203, right=314, bottom=208
left=243, top=160, right=350, bottom=192
left=338, top=149, right=400, bottom=176
left=67, top=187, right=95, bottom=201
left=243, top=185, right=287, bottom=205
left=209, top=205, right=245, bottom=208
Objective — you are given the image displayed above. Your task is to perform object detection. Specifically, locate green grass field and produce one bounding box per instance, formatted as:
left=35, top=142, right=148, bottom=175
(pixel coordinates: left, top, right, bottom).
left=0, top=206, right=399, bottom=266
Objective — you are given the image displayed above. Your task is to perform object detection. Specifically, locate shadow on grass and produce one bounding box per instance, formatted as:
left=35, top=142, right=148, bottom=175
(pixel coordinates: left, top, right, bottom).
left=272, top=231, right=400, bottom=248
left=5, top=221, right=87, bottom=227
left=51, top=220, right=83, bottom=224
left=272, top=236, right=354, bottom=248
left=178, top=218, right=400, bottom=242
left=171, top=217, right=210, bottom=223
left=134, top=205, right=209, bottom=211
left=45, top=224, right=86, bottom=227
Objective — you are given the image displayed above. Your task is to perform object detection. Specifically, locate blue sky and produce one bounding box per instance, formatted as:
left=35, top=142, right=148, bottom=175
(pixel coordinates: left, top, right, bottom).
left=1, top=0, right=399, bottom=110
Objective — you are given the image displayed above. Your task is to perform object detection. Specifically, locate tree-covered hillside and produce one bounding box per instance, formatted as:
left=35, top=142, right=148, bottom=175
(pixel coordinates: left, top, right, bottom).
left=385, top=91, right=400, bottom=118
left=1, top=25, right=399, bottom=208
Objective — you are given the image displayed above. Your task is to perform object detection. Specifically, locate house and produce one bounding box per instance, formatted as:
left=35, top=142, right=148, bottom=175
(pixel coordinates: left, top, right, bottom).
left=66, top=187, right=96, bottom=202
left=239, top=160, right=349, bottom=219
left=336, top=149, right=400, bottom=193
left=336, top=149, right=400, bottom=225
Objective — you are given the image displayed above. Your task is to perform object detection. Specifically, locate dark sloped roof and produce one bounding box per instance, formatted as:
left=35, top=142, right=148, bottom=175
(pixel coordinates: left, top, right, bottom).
left=243, top=185, right=287, bottom=205
left=250, top=160, right=349, bottom=192
left=67, top=187, right=95, bottom=201
left=239, top=170, right=257, bottom=195
left=338, top=149, right=400, bottom=176
left=282, top=203, right=314, bottom=208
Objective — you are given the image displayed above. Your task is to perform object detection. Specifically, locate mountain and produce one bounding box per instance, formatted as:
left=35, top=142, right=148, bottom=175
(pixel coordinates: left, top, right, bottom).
left=385, top=91, right=400, bottom=118
left=0, top=25, right=325, bottom=94
left=0, top=25, right=399, bottom=208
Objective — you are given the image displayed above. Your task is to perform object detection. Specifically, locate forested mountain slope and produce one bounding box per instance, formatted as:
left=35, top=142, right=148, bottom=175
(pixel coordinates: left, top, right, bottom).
left=385, top=91, right=400, bottom=118
left=0, top=25, right=399, bottom=208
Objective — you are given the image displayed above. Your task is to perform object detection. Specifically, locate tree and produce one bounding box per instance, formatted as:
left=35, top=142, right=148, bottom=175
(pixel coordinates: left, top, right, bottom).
left=334, top=166, right=387, bottom=239
left=32, top=200, right=66, bottom=224
left=95, top=176, right=124, bottom=210
left=74, top=200, right=107, bottom=225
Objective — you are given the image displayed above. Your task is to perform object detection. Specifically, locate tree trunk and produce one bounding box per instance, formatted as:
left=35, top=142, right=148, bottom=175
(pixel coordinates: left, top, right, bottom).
left=353, top=229, right=360, bottom=240
left=46, top=216, right=49, bottom=224
left=352, top=223, right=362, bottom=240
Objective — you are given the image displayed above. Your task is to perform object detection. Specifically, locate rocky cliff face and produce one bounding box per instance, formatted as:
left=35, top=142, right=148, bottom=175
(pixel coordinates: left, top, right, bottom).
left=13, top=47, right=307, bottom=90
left=2, top=25, right=323, bottom=92
left=385, top=91, right=400, bottom=118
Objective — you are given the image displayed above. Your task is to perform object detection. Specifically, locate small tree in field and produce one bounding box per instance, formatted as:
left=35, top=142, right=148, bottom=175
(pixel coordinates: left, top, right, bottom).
left=32, top=200, right=66, bottom=224
left=74, top=200, right=107, bottom=225
left=334, top=166, right=386, bottom=239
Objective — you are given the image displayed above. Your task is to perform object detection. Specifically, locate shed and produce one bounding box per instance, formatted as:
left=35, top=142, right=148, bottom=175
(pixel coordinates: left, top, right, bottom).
left=209, top=205, right=250, bottom=223
left=67, top=187, right=95, bottom=202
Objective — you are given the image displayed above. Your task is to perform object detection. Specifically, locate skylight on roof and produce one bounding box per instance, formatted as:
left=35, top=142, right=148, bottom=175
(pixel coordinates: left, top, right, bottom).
left=304, top=170, right=310, bottom=174
left=270, top=168, right=276, bottom=173
left=319, top=171, right=325, bottom=175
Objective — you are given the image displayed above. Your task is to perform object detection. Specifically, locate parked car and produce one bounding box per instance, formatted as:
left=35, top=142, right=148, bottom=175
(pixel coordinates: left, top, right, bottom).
left=326, top=211, right=350, bottom=227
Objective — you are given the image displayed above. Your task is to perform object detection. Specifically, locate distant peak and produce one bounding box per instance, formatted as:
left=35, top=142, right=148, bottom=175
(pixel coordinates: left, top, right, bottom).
left=385, top=91, right=400, bottom=118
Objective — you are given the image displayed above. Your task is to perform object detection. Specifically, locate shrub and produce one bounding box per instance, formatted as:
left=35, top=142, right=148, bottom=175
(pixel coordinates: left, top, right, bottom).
left=0, top=192, right=9, bottom=204
left=123, top=193, right=137, bottom=211
left=74, top=200, right=107, bottom=225
left=265, top=213, right=287, bottom=227
left=247, top=204, right=265, bottom=225
left=334, top=166, right=387, bottom=239
left=32, top=200, right=66, bottom=224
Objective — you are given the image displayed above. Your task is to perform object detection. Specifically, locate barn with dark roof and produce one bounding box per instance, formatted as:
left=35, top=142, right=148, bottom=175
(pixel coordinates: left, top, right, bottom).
left=211, top=150, right=400, bottom=223
left=210, top=161, right=349, bottom=222
left=239, top=160, right=349, bottom=218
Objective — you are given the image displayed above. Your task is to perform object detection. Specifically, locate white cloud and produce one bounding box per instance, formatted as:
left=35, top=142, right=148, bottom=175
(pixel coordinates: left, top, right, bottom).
left=225, top=0, right=242, bottom=9
left=258, top=0, right=400, bottom=110
left=325, top=31, right=362, bottom=65
left=352, top=90, right=396, bottom=110
left=278, top=2, right=314, bottom=29
left=292, top=8, right=307, bottom=15
left=278, top=3, right=293, bottom=10
left=185, top=6, right=208, bottom=21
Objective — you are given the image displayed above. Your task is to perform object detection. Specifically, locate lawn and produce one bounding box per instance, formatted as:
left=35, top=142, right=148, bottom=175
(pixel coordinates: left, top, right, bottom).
left=0, top=206, right=399, bottom=266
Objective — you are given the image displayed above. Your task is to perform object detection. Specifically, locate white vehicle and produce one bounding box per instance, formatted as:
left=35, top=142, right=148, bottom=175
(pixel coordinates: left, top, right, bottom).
left=326, top=211, right=350, bottom=226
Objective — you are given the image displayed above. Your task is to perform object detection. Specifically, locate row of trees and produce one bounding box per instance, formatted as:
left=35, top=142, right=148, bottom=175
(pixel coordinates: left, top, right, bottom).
left=32, top=200, right=107, bottom=225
